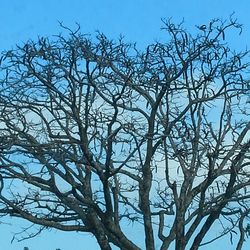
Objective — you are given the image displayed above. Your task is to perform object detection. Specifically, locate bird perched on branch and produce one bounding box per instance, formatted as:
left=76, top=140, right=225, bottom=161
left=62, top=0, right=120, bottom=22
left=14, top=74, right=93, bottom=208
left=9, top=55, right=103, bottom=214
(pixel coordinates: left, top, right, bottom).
left=197, top=25, right=207, bottom=31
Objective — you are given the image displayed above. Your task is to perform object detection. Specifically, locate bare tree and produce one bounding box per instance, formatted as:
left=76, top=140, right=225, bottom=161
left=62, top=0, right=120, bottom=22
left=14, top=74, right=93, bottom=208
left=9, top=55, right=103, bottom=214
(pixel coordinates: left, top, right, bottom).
left=0, top=17, right=250, bottom=250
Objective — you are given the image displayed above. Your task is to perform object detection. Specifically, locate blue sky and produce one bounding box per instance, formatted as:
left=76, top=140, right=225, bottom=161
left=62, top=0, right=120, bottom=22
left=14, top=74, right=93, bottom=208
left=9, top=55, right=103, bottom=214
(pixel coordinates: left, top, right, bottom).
left=1, top=1, right=250, bottom=249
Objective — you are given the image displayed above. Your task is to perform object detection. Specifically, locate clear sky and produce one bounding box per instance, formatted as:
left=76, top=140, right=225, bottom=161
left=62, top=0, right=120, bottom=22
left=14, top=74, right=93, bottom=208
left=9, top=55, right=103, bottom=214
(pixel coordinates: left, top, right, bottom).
left=0, top=1, right=250, bottom=249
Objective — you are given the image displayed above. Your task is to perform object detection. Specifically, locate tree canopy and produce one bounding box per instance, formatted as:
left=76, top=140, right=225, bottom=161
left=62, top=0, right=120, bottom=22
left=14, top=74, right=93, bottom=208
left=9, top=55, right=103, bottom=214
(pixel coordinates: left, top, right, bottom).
left=0, top=17, right=250, bottom=250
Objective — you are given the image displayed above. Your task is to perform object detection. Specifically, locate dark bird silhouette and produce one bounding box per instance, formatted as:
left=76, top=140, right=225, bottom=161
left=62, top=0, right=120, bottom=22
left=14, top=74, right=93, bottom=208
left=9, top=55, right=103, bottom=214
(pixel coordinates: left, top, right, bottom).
left=197, top=25, right=206, bottom=31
